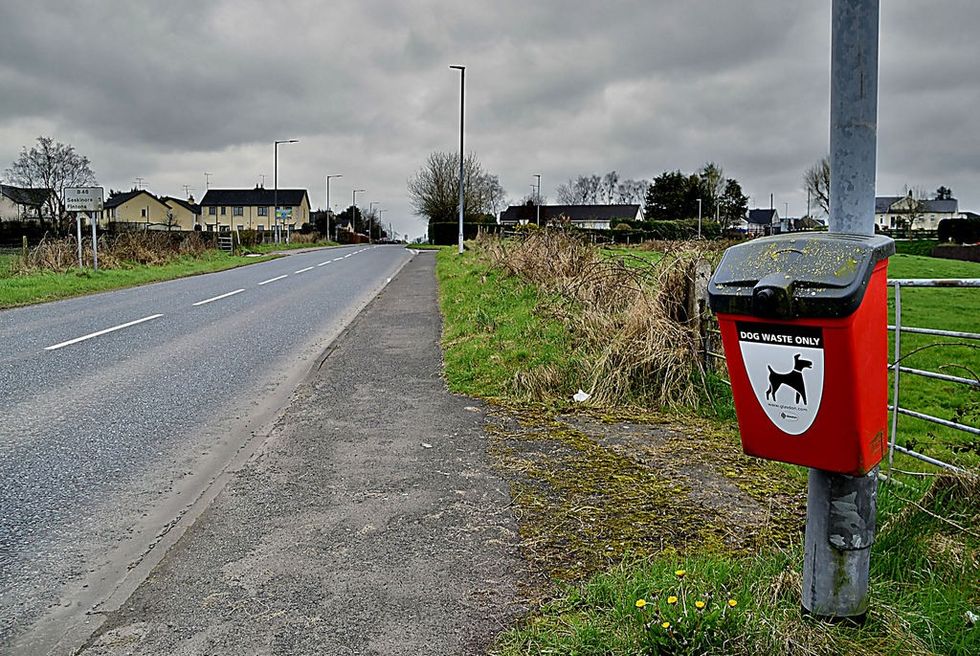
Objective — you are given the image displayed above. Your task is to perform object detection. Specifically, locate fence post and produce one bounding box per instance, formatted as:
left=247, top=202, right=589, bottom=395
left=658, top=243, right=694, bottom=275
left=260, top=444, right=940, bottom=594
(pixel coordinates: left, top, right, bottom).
left=887, top=283, right=901, bottom=479
left=22, top=235, right=28, bottom=261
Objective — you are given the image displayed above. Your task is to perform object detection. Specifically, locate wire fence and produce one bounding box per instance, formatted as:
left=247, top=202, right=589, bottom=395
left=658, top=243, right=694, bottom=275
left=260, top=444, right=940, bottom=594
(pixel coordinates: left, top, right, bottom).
left=703, top=277, right=980, bottom=475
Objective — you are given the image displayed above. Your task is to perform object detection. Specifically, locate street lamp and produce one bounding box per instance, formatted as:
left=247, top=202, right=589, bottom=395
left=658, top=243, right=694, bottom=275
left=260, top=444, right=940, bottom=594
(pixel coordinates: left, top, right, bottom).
left=533, top=174, right=541, bottom=226
left=274, top=139, right=299, bottom=244
left=450, top=64, right=465, bottom=254
left=326, top=174, right=342, bottom=241
left=352, top=188, right=366, bottom=241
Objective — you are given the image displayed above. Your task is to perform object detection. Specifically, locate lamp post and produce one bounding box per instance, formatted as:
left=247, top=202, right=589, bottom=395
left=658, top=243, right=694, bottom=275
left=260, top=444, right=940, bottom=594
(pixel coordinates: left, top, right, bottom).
left=450, top=64, right=465, bottom=254
left=352, top=188, right=366, bottom=242
left=533, top=174, right=541, bottom=226
left=326, top=174, right=342, bottom=242
left=274, top=139, right=299, bottom=244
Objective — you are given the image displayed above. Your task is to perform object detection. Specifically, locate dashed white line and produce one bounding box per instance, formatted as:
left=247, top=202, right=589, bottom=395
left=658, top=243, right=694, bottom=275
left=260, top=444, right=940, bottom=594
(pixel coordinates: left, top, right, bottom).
left=193, top=289, right=245, bottom=306
left=258, top=274, right=288, bottom=286
left=45, top=314, right=164, bottom=351
left=343, top=254, right=353, bottom=258
left=317, top=260, right=331, bottom=267
left=294, top=266, right=314, bottom=274
left=332, top=257, right=343, bottom=262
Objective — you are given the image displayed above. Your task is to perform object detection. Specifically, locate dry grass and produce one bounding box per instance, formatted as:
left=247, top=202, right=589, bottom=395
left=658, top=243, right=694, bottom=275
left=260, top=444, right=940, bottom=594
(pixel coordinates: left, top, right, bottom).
left=12, top=232, right=210, bottom=274
left=477, top=230, right=720, bottom=410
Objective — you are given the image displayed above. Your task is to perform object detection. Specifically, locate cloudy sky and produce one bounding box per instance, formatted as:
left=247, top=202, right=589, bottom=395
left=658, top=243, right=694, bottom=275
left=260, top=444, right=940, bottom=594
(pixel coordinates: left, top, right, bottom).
left=1, top=0, right=978, bottom=239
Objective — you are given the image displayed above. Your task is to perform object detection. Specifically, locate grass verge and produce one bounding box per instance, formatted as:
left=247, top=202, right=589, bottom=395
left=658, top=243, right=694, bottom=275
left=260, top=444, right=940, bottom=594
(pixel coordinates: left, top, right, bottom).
left=0, top=251, right=274, bottom=308
left=435, top=238, right=978, bottom=655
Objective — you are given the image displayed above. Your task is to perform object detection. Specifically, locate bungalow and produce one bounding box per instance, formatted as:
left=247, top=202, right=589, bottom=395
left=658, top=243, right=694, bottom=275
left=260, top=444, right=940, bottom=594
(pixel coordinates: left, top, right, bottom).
left=746, top=208, right=779, bottom=235
left=199, top=187, right=311, bottom=232
left=102, top=189, right=172, bottom=229
left=875, top=194, right=959, bottom=232
left=499, top=204, right=642, bottom=230
left=0, top=184, right=53, bottom=222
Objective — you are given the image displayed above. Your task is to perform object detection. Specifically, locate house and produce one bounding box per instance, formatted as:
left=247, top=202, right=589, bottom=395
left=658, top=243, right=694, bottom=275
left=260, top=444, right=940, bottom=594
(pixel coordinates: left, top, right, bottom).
left=199, top=187, right=311, bottom=232
left=102, top=189, right=173, bottom=229
left=746, top=208, right=779, bottom=235
left=875, top=194, right=959, bottom=232
left=498, top=204, right=642, bottom=230
left=160, top=196, right=202, bottom=231
left=0, top=184, right=53, bottom=222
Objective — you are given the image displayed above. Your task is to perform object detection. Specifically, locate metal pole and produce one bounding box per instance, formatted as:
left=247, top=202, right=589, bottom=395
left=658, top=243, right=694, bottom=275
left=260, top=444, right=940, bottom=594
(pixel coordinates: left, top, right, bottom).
left=451, top=65, right=465, bottom=254
left=326, top=174, right=341, bottom=242
left=803, top=0, right=879, bottom=622
left=75, top=212, right=83, bottom=267
left=91, top=212, right=98, bottom=271
left=274, top=143, right=279, bottom=244
left=887, top=283, right=901, bottom=478
left=534, top=174, right=541, bottom=226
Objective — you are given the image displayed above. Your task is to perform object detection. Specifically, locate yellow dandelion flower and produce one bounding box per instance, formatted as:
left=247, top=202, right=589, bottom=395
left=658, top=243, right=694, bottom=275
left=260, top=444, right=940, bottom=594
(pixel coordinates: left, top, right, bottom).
left=635, top=599, right=647, bottom=608
left=661, top=621, right=671, bottom=629
left=675, top=569, right=686, bottom=578
left=695, top=600, right=706, bottom=609
left=728, top=599, right=738, bottom=607
left=667, top=595, right=678, bottom=604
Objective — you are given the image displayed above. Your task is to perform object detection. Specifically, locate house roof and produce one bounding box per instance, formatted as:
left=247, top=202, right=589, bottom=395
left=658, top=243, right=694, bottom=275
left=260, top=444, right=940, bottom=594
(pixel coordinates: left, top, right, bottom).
left=747, top=208, right=778, bottom=225
left=499, top=204, right=640, bottom=224
left=875, top=195, right=958, bottom=214
left=104, top=189, right=166, bottom=209
left=162, top=196, right=201, bottom=214
left=1, top=184, right=51, bottom=207
left=200, top=188, right=309, bottom=207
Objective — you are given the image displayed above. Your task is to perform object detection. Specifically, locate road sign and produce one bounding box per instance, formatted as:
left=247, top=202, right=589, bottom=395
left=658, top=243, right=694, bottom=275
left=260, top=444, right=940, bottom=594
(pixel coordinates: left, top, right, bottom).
left=65, top=187, right=104, bottom=212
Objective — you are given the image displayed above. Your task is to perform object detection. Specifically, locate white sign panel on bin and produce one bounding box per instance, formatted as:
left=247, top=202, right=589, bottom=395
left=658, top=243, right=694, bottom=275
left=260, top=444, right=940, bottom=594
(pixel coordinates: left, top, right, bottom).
left=736, top=321, right=825, bottom=436
left=65, top=187, right=104, bottom=212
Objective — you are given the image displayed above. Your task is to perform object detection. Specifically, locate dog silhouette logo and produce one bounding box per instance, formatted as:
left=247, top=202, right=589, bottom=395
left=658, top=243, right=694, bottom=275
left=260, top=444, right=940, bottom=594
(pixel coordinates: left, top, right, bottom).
left=766, top=353, right=812, bottom=405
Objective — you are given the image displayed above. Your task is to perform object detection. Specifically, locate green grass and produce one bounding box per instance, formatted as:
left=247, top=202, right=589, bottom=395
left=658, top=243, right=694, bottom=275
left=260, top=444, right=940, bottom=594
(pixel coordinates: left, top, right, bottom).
left=0, top=251, right=274, bottom=308
left=409, top=243, right=445, bottom=250
left=433, top=242, right=978, bottom=655
left=886, top=254, right=980, bottom=470
left=436, top=248, right=581, bottom=400
left=496, top=474, right=979, bottom=655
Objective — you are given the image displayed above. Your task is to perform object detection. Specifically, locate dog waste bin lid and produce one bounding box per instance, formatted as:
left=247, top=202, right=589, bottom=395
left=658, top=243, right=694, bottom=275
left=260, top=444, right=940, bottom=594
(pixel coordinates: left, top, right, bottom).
left=707, top=233, right=894, bottom=319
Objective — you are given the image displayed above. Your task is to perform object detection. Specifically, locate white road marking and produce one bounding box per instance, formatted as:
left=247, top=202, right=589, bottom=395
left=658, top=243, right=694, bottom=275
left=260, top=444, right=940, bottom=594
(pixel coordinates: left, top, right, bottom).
left=317, top=260, right=331, bottom=267
left=193, top=289, right=245, bottom=306
left=332, top=257, right=343, bottom=262
left=344, top=254, right=353, bottom=258
left=294, top=266, right=314, bottom=274
left=45, top=314, right=164, bottom=351
left=258, top=274, right=288, bottom=286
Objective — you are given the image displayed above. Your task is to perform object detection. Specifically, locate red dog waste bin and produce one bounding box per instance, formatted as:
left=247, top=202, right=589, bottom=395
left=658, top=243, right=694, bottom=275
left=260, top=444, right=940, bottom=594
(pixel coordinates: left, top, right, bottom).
left=707, top=233, right=895, bottom=475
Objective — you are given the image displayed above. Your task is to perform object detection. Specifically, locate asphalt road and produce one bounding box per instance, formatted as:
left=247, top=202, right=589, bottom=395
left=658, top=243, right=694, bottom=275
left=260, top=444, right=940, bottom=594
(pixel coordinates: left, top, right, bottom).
left=0, top=244, right=415, bottom=652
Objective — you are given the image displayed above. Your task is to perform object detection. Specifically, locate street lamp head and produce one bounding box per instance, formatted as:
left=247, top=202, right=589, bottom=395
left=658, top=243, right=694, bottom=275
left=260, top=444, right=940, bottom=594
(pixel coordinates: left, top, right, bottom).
left=275, top=139, right=299, bottom=145
left=449, top=65, right=465, bottom=71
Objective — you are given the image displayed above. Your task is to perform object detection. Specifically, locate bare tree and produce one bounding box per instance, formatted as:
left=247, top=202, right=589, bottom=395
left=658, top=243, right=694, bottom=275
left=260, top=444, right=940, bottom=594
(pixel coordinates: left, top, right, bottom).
left=556, top=175, right=601, bottom=204
left=699, top=161, right=725, bottom=206
left=407, top=151, right=503, bottom=225
left=615, top=179, right=649, bottom=204
left=5, top=136, right=97, bottom=234
left=803, top=156, right=831, bottom=217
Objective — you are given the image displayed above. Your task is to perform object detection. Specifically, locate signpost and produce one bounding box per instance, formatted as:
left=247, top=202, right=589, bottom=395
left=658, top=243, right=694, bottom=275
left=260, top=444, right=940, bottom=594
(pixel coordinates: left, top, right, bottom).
left=65, top=187, right=104, bottom=270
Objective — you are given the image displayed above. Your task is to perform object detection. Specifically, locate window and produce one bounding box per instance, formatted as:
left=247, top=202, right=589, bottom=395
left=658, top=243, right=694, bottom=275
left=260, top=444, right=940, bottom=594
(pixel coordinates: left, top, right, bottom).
left=233, top=206, right=243, bottom=216
left=141, top=208, right=147, bottom=218
left=258, top=206, right=268, bottom=217
left=237, top=224, right=244, bottom=231
left=208, top=206, right=216, bottom=215
left=220, top=206, right=226, bottom=215
left=258, top=224, right=264, bottom=231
